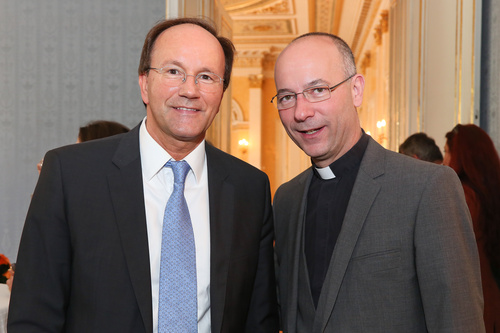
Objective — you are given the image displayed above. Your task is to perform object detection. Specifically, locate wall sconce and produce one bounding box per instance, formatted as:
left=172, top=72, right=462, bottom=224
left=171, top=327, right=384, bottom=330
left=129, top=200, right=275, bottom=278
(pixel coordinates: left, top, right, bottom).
left=238, top=139, right=249, bottom=154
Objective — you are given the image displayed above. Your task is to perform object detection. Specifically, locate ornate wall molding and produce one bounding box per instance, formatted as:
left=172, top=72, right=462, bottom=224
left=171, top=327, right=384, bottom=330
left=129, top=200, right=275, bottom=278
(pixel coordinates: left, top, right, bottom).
left=360, top=51, right=372, bottom=73
left=249, top=74, right=264, bottom=88
left=234, top=49, right=266, bottom=67
left=381, top=10, right=389, bottom=33
left=316, top=0, right=336, bottom=33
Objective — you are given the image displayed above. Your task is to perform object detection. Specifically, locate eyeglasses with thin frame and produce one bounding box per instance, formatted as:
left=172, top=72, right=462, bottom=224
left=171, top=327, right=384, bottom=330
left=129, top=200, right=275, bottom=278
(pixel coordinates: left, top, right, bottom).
left=270, top=74, right=355, bottom=110
left=147, top=65, right=224, bottom=93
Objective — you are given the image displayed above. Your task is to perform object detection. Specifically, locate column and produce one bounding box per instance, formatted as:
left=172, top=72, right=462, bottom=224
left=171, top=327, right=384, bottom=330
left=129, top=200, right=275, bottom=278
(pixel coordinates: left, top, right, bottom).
left=248, top=74, right=263, bottom=169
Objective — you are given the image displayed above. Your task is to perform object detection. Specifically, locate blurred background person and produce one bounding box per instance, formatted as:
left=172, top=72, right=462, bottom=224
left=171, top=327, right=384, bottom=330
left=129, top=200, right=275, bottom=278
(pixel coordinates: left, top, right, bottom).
left=77, top=120, right=130, bottom=143
left=399, top=132, right=443, bottom=164
left=37, top=120, right=130, bottom=174
left=444, top=124, right=500, bottom=332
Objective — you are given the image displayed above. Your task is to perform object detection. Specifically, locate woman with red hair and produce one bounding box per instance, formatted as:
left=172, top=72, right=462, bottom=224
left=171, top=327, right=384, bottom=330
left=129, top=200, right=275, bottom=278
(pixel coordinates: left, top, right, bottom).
left=444, top=124, right=500, bottom=332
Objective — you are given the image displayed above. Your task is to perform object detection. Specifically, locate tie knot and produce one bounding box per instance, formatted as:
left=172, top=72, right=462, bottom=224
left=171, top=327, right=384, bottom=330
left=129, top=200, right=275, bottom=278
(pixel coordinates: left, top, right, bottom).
left=166, top=160, right=191, bottom=185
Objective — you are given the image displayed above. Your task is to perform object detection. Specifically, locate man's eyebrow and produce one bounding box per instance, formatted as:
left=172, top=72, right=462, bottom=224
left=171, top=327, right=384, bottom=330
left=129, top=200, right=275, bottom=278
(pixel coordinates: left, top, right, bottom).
left=277, top=79, right=329, bottom=95
left=306, top=79, right=329, bottom=87
left=159, top=60, right=217, bottom=74
left=276, top=88, right=295, bottom=95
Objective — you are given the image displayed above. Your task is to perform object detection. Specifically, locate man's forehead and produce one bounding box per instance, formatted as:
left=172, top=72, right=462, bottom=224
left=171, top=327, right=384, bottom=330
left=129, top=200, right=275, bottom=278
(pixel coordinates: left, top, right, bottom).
left=151, top=24, right=224, bottom=65
left=156, top=23, right=216, bottom=43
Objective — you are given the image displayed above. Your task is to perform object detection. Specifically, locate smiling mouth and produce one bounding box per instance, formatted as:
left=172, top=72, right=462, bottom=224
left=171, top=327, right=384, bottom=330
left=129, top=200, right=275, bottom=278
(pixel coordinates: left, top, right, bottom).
left=300, top=128, right=321, bottom=135
left=174, top=106, right=199, bottom=111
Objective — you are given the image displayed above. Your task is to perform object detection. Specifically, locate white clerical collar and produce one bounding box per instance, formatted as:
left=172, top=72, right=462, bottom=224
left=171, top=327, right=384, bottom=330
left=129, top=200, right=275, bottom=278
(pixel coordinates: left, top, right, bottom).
left=315, top=166, right=336, bottom=180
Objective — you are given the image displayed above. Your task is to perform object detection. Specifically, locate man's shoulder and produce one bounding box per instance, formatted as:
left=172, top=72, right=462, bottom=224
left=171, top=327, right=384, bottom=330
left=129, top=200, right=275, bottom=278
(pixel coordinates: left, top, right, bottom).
left=46, top=130, right=136, bottom=169
left=274, top=168, right=311, bottom=199
left=362, top=141, right=460, bottom=192
left=365, top=139, right=448, bottom=173
left=206, top=144, right=268, bottom=179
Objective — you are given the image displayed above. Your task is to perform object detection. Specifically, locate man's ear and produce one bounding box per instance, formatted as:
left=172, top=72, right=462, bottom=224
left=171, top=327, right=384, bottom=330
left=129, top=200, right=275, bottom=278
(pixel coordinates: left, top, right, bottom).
left=139, top=74, right=149, bottom=105
left=351, top=74, right=365, bottom=107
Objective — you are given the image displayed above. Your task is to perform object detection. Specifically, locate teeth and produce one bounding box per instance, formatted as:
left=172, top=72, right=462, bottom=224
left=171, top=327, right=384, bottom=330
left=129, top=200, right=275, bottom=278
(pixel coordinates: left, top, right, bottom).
left=305, top=129, right=318, bottom=134
left=177, top=107, right=196, bottom=111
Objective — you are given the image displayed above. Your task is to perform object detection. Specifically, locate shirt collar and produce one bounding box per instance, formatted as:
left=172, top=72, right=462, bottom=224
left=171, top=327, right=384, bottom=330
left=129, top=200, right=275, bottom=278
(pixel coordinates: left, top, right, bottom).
left=139, top=117, right=206, bottom=183
left=314, top=165, right=336, bottom=180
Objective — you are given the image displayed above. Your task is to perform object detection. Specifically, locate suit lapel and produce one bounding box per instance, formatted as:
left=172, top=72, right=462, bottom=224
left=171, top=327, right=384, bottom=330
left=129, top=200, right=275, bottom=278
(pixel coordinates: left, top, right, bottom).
left=205, top=145, right=235, bottom=333
left=107, top=126, right=153, bottom=333
left=314, top=138, right=384, bottom=332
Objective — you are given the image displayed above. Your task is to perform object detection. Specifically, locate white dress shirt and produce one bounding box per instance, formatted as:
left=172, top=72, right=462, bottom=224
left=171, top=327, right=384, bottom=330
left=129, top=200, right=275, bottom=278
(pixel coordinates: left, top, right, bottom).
left=139, top=118, right=211, bottom=333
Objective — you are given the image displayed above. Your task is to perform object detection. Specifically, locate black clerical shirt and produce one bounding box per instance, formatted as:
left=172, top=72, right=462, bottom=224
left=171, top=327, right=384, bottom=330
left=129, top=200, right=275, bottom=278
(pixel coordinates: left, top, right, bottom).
left=305, top=133, right=369, bottom=308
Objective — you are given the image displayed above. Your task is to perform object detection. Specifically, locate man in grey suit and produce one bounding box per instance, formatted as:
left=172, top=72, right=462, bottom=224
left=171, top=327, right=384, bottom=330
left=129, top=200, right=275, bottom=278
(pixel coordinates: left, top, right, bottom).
left=271, top=32, right=485, bottom=332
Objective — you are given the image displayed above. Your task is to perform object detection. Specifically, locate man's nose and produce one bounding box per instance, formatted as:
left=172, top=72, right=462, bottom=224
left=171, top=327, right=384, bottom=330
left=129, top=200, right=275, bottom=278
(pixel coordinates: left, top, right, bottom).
left=178, top=75, right=200, bottom=97
left=294, top=94, right=314, bottom=122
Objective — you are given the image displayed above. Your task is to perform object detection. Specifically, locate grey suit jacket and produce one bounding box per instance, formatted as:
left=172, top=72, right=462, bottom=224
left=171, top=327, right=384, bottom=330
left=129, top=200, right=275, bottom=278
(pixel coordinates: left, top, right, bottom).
left=9, top=124, right=278, bottom=332
left=273, top=136, right=484, bottom=332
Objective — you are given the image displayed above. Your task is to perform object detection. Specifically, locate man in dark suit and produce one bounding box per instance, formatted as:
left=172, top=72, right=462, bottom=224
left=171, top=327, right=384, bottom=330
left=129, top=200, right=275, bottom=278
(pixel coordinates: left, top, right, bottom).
left=8, top=18, right=278, bottom=333
left=271, top=32, right=484, bottom=332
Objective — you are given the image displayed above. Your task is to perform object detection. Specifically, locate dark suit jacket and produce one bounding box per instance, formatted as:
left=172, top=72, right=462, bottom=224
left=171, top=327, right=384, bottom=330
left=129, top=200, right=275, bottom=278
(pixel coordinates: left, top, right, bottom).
left=8, top=124, right=278, bottom=332
left=273, top=137, right=484, bottom=332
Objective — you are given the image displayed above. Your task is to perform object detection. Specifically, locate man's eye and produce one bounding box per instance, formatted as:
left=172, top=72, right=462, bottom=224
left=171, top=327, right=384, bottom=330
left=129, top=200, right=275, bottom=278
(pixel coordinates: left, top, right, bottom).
left=166, top=68, right=181, bottom=75
left=278, top=94, right=295, bottom=103
left=198, top=73, right=215, bottom=82
left=310, top=86, right=328, bottom=94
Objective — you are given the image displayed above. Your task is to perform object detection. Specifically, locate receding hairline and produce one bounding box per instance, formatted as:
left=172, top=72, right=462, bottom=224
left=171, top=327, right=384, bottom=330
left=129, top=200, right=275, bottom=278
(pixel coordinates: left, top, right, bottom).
left=276, top=33, right=357, bottom=77
left=152, top=23, right=224, bottom=55
left=279, top=34, right=337, bottom=55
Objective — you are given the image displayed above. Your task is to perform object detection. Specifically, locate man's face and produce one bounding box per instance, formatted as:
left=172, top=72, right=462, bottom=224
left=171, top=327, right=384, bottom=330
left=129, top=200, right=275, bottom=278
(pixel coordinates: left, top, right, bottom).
left=274, top=36, right=364, bottom=167
left=443, top=143, right=451, bottom=166
left=139, top=24, right=225, bottom=156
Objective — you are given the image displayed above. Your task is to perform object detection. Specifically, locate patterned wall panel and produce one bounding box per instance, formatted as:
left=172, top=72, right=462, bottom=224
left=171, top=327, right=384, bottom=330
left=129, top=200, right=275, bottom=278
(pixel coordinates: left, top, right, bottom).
left=0, top=0, right=165, bottom=261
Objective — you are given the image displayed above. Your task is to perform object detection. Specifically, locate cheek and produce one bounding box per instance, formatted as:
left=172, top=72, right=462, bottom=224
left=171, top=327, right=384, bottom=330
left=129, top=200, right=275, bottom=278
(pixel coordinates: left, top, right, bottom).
left=443, top=153, right=450, bottom=166
left=203, top=92, right=223, bottom=110
left=150, top=82, right=176, bottom=100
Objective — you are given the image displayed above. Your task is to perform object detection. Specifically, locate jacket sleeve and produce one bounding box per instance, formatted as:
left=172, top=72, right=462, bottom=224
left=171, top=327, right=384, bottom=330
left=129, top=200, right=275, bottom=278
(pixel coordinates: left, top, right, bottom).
left=415, top=166, right=485, bottom=332
left=8, top=150, right=71, bottom=332
left=244, top=176, right=280, bottom=333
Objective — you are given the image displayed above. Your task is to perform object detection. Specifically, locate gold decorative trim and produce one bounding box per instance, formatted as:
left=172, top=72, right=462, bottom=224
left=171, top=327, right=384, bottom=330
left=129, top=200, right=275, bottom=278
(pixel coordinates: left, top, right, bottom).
left=454, top=0, right=463, bottom=123
left=360, top=51, right=371, bottom=73
left=351, top=0, right=372, bottom=52
left=224, top=0, right=290, bottom=14
left=470, top=0, right=476, bottom=123
left=418, top=0, right=424, bottom=132
left=223, top=0, right=268, bottom=12
left=249, top=74, right=264, bottom=88
left=233, top=19, right=293, bottom=35
left=331, top=0, right=344, bottom=35
left=234, top=50, right=265, bottom=67
left=374, top=24, right=382, bottom=46
left=262, top=48, right=282, bottom=70
left=316, top=0, right=336, bottom=33
left=242, top=0, right=290, bottom=15
left=381, top=10, right=389, bottom=33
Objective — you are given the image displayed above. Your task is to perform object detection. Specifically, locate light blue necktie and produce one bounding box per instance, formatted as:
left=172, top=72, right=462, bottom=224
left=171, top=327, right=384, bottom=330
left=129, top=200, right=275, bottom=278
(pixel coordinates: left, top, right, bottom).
left=158, top=160, right=197, bottom=333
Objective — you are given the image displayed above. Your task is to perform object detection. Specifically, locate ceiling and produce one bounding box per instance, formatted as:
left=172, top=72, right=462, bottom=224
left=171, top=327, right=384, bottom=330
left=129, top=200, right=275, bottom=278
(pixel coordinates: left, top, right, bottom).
left=222, top=0, right=387, bottom=61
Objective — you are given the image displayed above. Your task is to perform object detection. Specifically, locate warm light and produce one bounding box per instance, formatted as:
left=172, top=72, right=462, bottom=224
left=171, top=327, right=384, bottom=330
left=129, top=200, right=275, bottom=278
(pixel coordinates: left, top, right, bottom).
left=376, top=119, right=386, bottom=128
left=238, top=139, right=249, bottom=147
